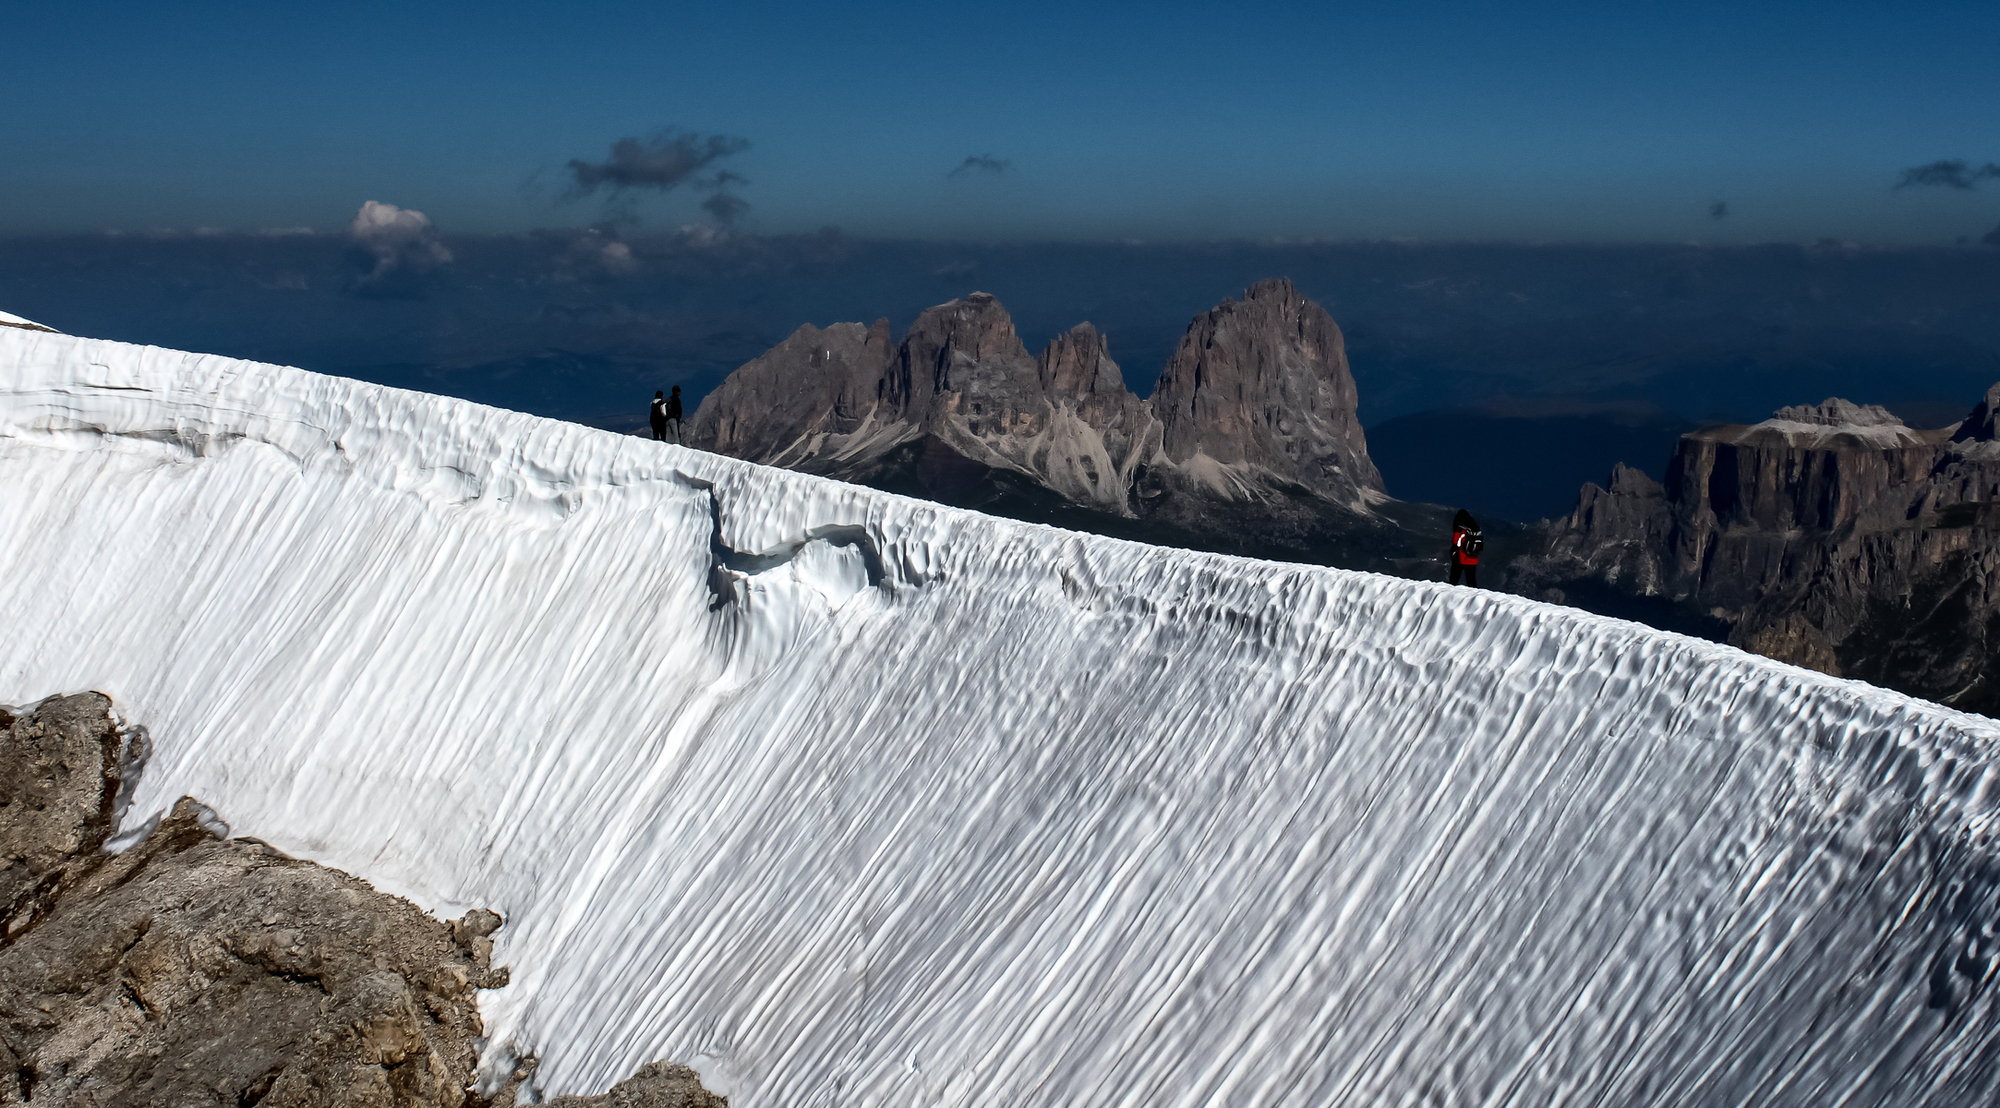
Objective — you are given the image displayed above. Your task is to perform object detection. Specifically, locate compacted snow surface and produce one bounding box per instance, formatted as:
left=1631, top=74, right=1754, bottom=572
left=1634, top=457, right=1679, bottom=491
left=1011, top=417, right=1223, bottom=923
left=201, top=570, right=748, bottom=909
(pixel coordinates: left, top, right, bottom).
left=6, top=327, right=2000, bottom=1106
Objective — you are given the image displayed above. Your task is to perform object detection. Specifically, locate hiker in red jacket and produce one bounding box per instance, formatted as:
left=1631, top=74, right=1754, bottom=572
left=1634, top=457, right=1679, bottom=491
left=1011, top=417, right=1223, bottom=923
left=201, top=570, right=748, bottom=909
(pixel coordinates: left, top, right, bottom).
left=1448, top=509, right=1483, bottom=587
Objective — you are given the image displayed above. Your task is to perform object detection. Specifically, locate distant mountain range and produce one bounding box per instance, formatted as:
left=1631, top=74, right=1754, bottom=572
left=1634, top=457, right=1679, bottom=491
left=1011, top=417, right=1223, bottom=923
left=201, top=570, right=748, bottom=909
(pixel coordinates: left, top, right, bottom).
left=687, top=279, right=1467, bottom=571
left=11, top=236, right=1998, bottom=533
left=688, top=280, right=2000, bottom=716
left=1518, top=389, right=2000, bottom=714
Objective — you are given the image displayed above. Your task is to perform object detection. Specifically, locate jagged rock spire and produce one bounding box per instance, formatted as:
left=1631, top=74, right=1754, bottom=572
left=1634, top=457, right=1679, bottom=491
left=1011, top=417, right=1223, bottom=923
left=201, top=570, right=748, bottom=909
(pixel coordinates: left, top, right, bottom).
left=1148, top=278, right=1382, bottom=501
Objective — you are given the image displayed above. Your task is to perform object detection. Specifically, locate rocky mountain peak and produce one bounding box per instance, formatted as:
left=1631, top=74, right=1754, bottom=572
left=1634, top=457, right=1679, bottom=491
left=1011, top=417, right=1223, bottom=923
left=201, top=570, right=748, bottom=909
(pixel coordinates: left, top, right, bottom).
left=1606, top=461, right=1664, bottom=496
left=689, top=278, right=1387, bottom=530
left=1952, top=382, right=2000, bottom=443
left=906, top=292, right=1025, bottom=367
left=1528, top=375, right=2000, bottom=712
left=1767, top=398, right=1905, bottom=428
left=1037, top=323, right=1123, bottom=403
left=1244, top=276, right=1303, bottom=303
left=688, top=318, right=894, bottom=461
left=1148, top=277, right=1381, bottom=502
left=885, top=292, right=1037, bottom=419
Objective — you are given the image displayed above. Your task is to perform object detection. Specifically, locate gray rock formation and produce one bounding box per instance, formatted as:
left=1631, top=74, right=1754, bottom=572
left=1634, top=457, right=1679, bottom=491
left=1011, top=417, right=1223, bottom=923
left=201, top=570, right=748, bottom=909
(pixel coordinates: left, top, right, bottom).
left=686, top=279, right=1397, bottom=558
left=1517, top=389, right=2000, bottom=712
left=546, top=1061, right=725, bottom=1108
left=0, top=693, right=727, bottom=1107
left=693, top=319, right=897, bottom=466
left=1031, top=323, right=1158, bottom=506
left=1149, top=278, right=1380, bottom=508
left=687, top=292, right=1163, bottom=516
left=1767, top=397, right=1906, bottom=428
left=0, top=693, right=501, bottom=1105
left=0, top=693, right=123, bottom=939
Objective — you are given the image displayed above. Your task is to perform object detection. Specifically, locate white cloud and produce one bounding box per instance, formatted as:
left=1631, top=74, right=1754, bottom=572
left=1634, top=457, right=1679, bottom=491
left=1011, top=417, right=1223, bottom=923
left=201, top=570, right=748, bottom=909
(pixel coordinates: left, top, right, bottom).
left=348, top=201, right=452, bottom=293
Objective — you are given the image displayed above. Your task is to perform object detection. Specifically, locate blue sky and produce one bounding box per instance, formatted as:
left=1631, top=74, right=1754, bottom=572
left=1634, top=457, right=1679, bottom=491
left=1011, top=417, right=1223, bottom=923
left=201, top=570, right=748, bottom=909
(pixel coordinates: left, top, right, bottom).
left=7, top=0, right=2000, bottom=242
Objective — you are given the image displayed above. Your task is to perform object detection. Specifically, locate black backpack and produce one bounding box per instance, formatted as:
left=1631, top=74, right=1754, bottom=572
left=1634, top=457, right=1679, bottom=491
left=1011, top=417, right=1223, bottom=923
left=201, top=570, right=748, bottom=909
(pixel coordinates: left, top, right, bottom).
left=1459, top=529, right=1484, bottom=558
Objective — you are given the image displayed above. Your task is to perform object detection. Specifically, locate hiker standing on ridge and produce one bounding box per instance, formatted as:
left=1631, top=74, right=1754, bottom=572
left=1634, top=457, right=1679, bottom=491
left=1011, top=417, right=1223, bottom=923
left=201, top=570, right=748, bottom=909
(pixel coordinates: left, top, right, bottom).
left=649, top=391, right=669, bottom=441
left=1448, top=509, right=1483, bottom=587
left=664, top=385, right=684, bottom=443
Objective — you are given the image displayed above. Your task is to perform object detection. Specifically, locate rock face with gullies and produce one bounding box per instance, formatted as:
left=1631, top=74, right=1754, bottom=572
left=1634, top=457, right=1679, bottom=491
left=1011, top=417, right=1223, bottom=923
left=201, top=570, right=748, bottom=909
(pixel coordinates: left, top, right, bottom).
left=1031, top=323, right=1160, bottom=506
left=690, top=319, right=897, bottom=466
left=0, top=693, right=728, bottom=1107
left=688, top=292, right=1163, bottom=515
left=688, top=280, right=1392, bottom=551
left=1148, top=278, right=1381, bottom=507
left=1515, top=388, right=2000, bottom=714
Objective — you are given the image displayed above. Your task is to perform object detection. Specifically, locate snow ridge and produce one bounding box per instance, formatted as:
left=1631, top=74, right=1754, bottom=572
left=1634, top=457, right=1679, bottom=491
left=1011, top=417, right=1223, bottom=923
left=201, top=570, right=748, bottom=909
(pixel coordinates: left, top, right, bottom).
left=5, top=326, right=2000, bottom=1105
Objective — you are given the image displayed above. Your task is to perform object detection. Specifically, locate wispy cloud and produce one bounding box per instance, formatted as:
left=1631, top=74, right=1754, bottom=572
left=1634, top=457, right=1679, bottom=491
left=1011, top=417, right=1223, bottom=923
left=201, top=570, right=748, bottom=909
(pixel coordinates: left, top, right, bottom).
left=1895, top=159, right=2000, bottom=190
left=346, top=201, right=452, bottom=298
left=567, top=130, right=749, bottom=193
left=947, top=155, right=1010, bottom=179
left=702, top=193, right=750, bottom=227
left=565, top=128, right=753, bottom=227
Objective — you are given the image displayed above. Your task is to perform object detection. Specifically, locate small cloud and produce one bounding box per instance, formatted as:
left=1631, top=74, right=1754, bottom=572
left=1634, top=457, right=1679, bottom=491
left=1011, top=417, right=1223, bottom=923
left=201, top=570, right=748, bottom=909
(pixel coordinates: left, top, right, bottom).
left=1984, top=226, right=2000, bottom=249
left=1708, top=200, right=1728, bottom=220
left=566, top=129, right=749, bottom=195
left=702, top=191, right=750, bottom=228
left=565, top=129, right=752, bottom=227
left=539, top=225, right=643, bottom=283
left=1895, top=159, right=2000, bottom=190
left=595, top=240, right=638, bottom=275
left=346, top=201, right=452, bottom=298
left=947, top=155, right=1009, bottom=179
left=933, top=260, right=976, bottom=279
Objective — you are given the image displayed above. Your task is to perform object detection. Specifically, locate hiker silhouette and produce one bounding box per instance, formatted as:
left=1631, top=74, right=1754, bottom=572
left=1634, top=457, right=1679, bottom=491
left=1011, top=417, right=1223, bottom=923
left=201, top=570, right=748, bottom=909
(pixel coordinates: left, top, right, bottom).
left=1448, top=509, right=1483, bottom=588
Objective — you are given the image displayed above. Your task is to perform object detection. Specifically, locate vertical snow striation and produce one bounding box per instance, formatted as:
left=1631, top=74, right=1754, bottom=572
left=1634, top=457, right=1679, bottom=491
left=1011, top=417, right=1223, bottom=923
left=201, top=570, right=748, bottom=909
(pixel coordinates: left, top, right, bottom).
left=4, top=325, right=2000, bottom=1106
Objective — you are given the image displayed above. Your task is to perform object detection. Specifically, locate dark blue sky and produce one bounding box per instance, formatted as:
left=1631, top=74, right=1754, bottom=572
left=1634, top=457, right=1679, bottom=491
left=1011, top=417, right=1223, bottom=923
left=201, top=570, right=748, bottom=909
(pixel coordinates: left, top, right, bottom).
left=9, top=0, right=1999, bottom=243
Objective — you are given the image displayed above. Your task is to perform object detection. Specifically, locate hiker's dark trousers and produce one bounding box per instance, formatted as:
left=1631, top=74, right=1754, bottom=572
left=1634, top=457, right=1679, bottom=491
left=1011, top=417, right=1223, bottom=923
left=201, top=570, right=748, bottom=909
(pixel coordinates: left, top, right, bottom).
left=1450, top=561, right=1478, bottom=588
left=651, top=421, right=667, bottom=441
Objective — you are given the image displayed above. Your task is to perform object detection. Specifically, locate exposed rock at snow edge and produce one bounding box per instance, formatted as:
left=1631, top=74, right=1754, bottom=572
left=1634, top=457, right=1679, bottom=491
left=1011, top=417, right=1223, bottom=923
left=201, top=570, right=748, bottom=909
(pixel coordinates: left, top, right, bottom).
left=0, top=692, right=724, bottom=1107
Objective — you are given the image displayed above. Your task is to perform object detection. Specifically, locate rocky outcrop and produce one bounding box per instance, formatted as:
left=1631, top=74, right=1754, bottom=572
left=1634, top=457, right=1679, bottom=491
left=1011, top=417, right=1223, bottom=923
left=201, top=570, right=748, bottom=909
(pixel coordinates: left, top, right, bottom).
left=686, top=280, right=1389, bottom=549
left=0, top=693, right=504, bottom=1105
left=0, top=693, right=124, bottom=936
left=1517, top=390, right=2000, bottom=713
left=1149, top=278, right=1379, bottom=507
left=1031, top=323, right=1158, bottom=505
left=546, top=1062, right=725, bottom=1108
left=0, top=693, right=727, bottom=1107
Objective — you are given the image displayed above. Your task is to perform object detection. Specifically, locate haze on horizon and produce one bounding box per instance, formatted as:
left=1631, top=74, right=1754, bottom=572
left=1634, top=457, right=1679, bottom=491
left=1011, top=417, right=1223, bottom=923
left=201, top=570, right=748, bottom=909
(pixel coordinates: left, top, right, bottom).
left=8, top=0, right=2000, bottom=246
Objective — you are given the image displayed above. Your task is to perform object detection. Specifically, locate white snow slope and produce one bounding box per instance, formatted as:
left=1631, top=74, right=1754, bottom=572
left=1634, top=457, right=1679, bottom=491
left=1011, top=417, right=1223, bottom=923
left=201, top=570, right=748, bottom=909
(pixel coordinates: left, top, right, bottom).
left=6, top=327, right=2000, bottom=1107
